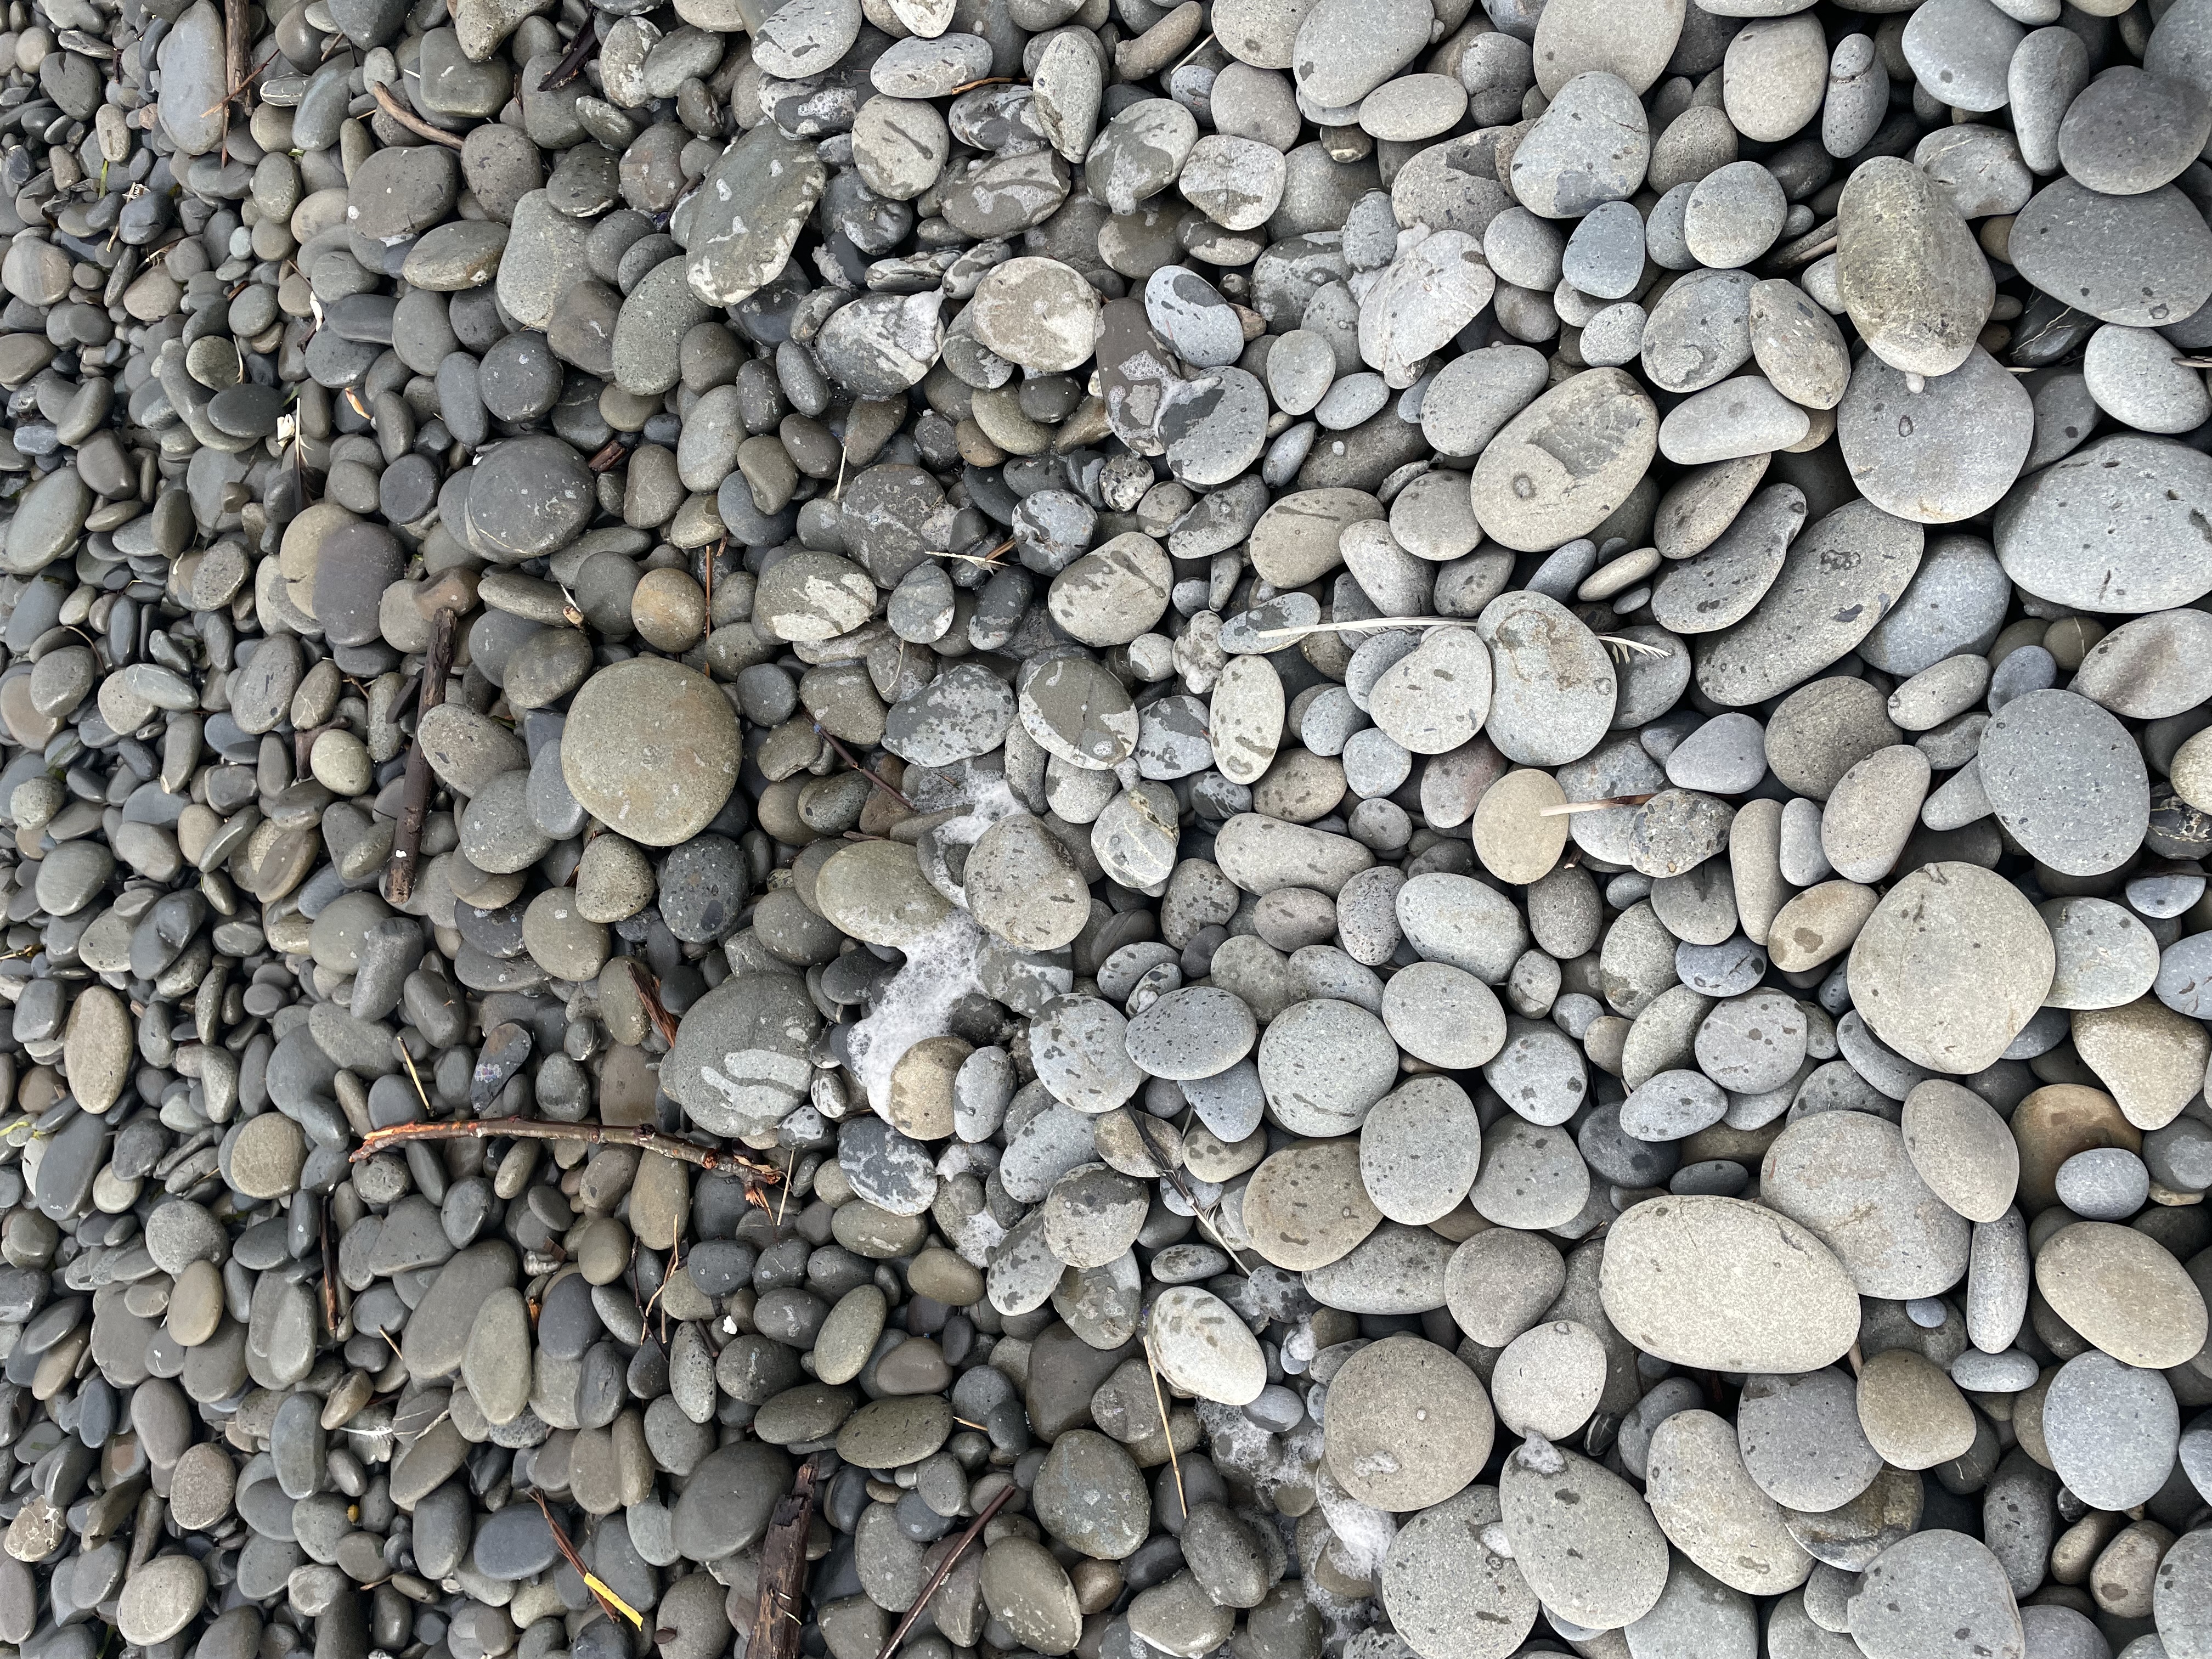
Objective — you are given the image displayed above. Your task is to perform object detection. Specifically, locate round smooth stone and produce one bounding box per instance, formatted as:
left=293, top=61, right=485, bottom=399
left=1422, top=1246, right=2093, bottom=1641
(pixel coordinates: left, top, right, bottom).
left=1322, top=1335, right=1496, bottom=1511
left=1847, top=861, right=2057, bottom=1074
left=1976, top=690, right=2149, bottom=877
left=1471, top=768, right=1568, bottom=883
left=561, top=658, right=740, bottom=847
left=968, top=257, right=1104, bottom=371
left=1474, top=592, right=1618, bottom=765
left=1380, top=961, right=1506, bottom=1071
left=1836, top=348, right=2033, bottom=526
left=2043, top=1350, right=2180, bottom=1513
left=1359, top=1076, right=1483, bottom=1224
left=2053, top=1147, right=2151, bottom=1220
left=1996, top=435, right=2212, bottom=613
left=1243, top=1140, right=1383, bottom=1269
left=1736, top=1369, right=1884, bottom=1514
left=2039, top=896, right=2160, bottom=1010
left=1256, top=997, right=1400, bottom=1134
left=1848, top=1532, right=2022, bottom=1659
left=1124, top=987, right=1257, bottom=1080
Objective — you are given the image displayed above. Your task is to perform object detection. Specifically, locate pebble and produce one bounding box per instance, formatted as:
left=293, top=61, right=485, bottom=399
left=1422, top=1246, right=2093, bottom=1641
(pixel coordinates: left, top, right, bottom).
left=0, top=5, right=2202, bottom=1659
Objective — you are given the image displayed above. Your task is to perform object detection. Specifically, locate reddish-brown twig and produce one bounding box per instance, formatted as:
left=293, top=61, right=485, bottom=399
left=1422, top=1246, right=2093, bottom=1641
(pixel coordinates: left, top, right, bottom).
left=875, top=1483, right=1018, bottom=1659
left=370, top=82, right=465, bottom=150
left=812, top=723, right=914, bottom=810
left=533, top=1492, right=643, bottom=1629
left=350, top=1119, right=784, bottom=1198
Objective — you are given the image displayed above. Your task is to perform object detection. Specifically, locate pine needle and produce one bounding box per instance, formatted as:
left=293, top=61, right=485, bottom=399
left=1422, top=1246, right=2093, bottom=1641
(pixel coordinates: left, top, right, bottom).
left=1143, top=1336, right=1188, bottom=1517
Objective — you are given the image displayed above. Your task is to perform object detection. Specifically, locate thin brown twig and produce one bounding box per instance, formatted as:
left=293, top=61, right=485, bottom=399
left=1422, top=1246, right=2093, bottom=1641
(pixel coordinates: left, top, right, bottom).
left=533, top=1492, right=642, bottom=1629
left=369, top=82, right=466, bottom=150
left=318, top=1199, right=341, bottom=1334
left=812, top=724, right=915, bottom=810
left=1118, top=1107, right=1250, bottom=1274
left=946, top=75, right=1018, bottom=93
left=350, top=1119, right=785, bottom=1192
left=875, top=1483, right=1017, bottom=1659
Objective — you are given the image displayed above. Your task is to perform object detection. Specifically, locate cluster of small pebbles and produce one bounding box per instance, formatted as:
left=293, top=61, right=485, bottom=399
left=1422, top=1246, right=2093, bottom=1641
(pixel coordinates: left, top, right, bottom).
left=6, top=0, right=2212, bottom=1654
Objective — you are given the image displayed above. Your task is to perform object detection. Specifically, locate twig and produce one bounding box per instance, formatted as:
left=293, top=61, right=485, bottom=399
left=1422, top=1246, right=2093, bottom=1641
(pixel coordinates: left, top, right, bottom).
left=1142, top=1336, right=1187, bottom=1516
left=1116, top=1108, right=1249, bottom=1274
left=223, top=0, right=247, bottom=114
left=623, top=959, right=682, bottom=1048
left=751, top=1456, right=827, bottom=1659
left=875, top=1483, right=1017, bottom=1659
left=349, top=1119, right=786, bottom=1193
left=539, top=20, right=599, bottom=91
left=946, top=75, right=1017, bottom=93
left=397, top=1042, right=434, bottom=1115
left=318, top=1199, right=340, bottom=1334
left=812, top=724, right=914, bottom=810
left=1538, top=793, right=1657, bottom=818
left=369, top=82, right=466, bottom=150
left=387, top=607, right=459, bottom=905
left=199, top=42, right=280, bottom=116
left=533, top=1493, right=644, bottom=1629
left=1254, top=616, right=1461, bottom=639
left=588, top=437, right=627, bottom=472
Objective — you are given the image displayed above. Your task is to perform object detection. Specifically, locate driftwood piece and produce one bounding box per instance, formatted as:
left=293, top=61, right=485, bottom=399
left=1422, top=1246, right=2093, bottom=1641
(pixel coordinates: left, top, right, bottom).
left=386, top=606, right=458, bottom=905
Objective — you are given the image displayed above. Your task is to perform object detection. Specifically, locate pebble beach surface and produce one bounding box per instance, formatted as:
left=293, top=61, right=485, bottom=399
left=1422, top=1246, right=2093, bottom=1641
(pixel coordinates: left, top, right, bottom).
left=0, top=0, right=2210, bottom=1658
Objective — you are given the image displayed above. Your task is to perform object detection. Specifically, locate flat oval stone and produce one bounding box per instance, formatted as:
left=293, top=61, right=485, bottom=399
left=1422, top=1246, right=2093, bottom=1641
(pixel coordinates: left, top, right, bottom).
left=1644, top=1407, right=1813, bottom=1594
left=1242, top=1139, right=1383, bottom=1269
left=2010, top=179, right=2212, bottom=326
left=1379, top=1486, right=1538, bottom=1659
left=1469, top=368, right=1659, bottom=553
left=1598, top=1194, right=1860, bottom=1373
left=1498, top=1440, right=1670, bottom=1632
left=1899, top=1079, right=2019, bottom=1223
left=1148, top=1285, right=1265, bottom=1404
left=1976, top=690, right=2149, bottom=877
left=1695, top=501, right=1925, bottom=708
left=2035, top=1220, right=2208, bottom=1369
left=1846, top=1532, right=2023, bottom=1659
left=1760, top=1110, right=1971, bottom=1299
left=1995, top=436, right=2212, bottom=614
